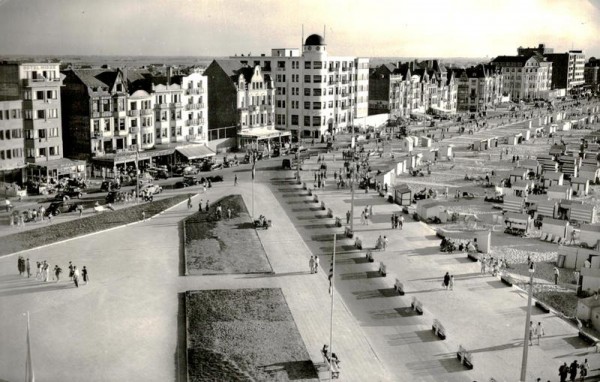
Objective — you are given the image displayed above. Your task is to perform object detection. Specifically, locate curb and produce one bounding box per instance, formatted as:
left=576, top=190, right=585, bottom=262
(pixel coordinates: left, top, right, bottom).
left=1, top=195, right=192, bottom=259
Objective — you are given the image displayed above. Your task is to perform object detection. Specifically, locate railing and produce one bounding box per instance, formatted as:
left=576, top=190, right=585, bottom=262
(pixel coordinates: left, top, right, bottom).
left=186, top=88, right=202, bottom=95
left=24, top=78, right=61, bottom=86
left=128, top=110, right=139, bottom=117
left=129, top=127, right=139, bottom=134
left=173, top=102, right=182, bottom=108
left=140, top=109, right=153, bottom=116
left=185, top=119, right=199, bottom=126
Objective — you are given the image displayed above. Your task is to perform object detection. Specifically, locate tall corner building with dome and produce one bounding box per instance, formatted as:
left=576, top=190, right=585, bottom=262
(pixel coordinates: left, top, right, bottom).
left=234, top=33, right=369, bottom=139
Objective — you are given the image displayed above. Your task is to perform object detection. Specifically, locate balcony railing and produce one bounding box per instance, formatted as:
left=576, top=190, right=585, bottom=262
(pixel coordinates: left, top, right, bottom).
left=101, top=111, right=112, bottom=118
left=185, top=119, right=200, bottom=126
left=24, top=78, right=61, bottom=87
left=140, top=109, right=153, bottom=116
left=129, top=127, right=139, bottom=134
left=186, top=88, right=202, bottom=95
left=128, top=110, right=139, bottom=117
left=173, top=102, right=182, bottom=108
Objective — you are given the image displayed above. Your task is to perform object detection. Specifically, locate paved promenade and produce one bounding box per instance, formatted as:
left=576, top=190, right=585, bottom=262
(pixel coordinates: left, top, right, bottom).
left=0, top=177, right=388, bottom=381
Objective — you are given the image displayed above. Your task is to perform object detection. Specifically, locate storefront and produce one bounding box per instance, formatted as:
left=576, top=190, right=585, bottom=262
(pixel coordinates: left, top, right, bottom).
left=24, top=158, right=87, bottom=183
left=238, top=128, right=292, bottom=153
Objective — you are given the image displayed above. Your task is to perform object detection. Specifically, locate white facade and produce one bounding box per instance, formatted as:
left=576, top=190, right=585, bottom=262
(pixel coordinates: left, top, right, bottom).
left=181, top=71, right=208, bottom=144
left=240, top=34, right=369, bottom=138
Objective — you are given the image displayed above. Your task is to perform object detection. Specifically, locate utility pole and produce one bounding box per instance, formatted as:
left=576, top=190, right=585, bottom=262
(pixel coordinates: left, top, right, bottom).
left=520, top=262, right=535, bottom=381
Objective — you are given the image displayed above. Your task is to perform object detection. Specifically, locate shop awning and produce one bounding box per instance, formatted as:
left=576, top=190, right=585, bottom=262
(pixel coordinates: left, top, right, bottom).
left=27, top=158, right=86, bottom=173
left=238, top=128, right=291, bottom=140
left=175, top=145, right=216, bottom=160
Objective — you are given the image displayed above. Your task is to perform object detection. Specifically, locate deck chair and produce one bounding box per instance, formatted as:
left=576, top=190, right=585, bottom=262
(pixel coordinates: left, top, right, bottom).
left=540, top=232, right=547, bottom=241
left=553, top=236, right=560, bottom=244
left=546, top=234, right=554, bottom=242
left=556, top=237, right=563, bottom=244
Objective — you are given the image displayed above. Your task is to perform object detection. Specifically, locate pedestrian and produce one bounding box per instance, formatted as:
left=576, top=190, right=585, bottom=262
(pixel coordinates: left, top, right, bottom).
left=26, top=258, right=31, bottom=278
left=383, top=236, right=388, bottom=251
left=346, top=210, right=351, bottom=225
left=17, top=256, right=23, bottom=276
left=54, top=265, right=62, bottom=282
left=399, top=215, right=404, bottom=230
left=449, top=275, right=454, bottom=290
left=570, top=360, right=579, bottom=381
left=560, top=362, right=569, bottom=382
left=141, top=211, right=146, bottom=221
left=43, top=261, right=50, bottom=282
left=82, top=266, right=88, bottom=285
left=535, top=322, right=544, bottom=345
left=529, top=321, right=534, bottom=346
left=314, top=256, right=319, bottom=274
left=73, top=266, right=80, bottom=288
left=187, top=196, right=192, bottom=209
left=580, top=359, right=588, bottom=381
left=203, top=183, right=207, bottom=193
left=391, top=214, right=395, bottom=229
left=206, top=200, right=209, bottom=212
left=309, top=256, right=315, bottom=274
left=234, top=174, right=238, bottom=186
left=35, top=261, right=42, bottom=279
left=68, top=261, right=74, bottom=281
left=360, top=211, right=366, bottom=225
left=554, top=267, right=560, bottom=285
left=227, top=207, right=232, bottom=220
left=443, top=272, right=450, bottom=290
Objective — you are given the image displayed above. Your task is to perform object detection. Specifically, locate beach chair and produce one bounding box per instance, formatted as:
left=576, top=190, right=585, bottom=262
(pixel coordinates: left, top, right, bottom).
left=553, top=236, right=560, bottom=244
left=546, top=234, right=554, bottom=242
left=540, top=232, right=547, bottom=241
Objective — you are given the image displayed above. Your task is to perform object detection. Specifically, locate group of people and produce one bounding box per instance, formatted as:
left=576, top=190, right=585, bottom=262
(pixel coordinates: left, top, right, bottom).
left=321, top=344, right=341, bottom=379
left=558, top=358, right=589, bottom=381
left=442, top=271, right=455, bottom=290
left=17, top=257, right=88, bottom=287
left=375, top=235, right=388, bottom=251
left=390, top=213, right=404, bottom=230
left=479, top=255, right=506, bottom=277
left=359, top=205, right=373, bottom=225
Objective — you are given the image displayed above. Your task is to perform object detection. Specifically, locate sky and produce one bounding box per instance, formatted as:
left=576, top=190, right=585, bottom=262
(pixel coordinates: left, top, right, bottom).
left=0, top=0, right=599, bottom=59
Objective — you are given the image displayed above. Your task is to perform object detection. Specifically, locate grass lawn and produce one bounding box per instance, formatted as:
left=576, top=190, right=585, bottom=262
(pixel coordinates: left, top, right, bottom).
left=0, top=194, right=190, bottom=256
left=184, top=194, right=272, bottom=274
left=186, top=288, right=318, bottom=382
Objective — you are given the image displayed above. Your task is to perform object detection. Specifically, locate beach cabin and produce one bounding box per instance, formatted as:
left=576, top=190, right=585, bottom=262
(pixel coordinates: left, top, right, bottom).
left=402, top=137, right=414, bottom=152
left=579, top=165, right=600, bottom=184
left=542, top=171, right=564, bottom=188
left=473, top=138, right=490, bottom=151
left=534, top=200, right=558, bottom=219
left=565, top=202, right=597, bottom=224
left=512, top=180, right=532, bottom=197
left=559, top=121, right=572, bottom=131
left=547, top=185, right=572, bottom=200
left=416, top=200, right=444, bottom=220
left=576, top=297, right=600, bottom=332
left=503, top=195, right=525, bottom=213
left=571, top=177, right=590, bottom=196
left=580, top=224, right=600, bottom=249
left=509, top=168, right=528, bottom=184
left=522, top=129, right=531, bottom=141
left=409, top=153, right=423, bottom=169
left=519, top=159, right=541, bottom=176
left=508, top=133, right=523, bottom=145
left=420, top=136, right=432, bottom=148
left=541, top=218, right=570, bottom=241
left=549, top=144, right=566, bottom=157
left=394, top=183, right=412, bottom=206
left=538, top=155, right=559, bottom=173
left=559, top=157, right=579, bottom=180
left=504, top=212, right=533, bottom=234
left=441, top=145, right=453, bottom=160
left=545, top=124, right=557, bottom=135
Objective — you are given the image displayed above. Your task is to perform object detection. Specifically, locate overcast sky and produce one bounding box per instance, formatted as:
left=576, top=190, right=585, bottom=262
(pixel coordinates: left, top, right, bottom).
left=0, top=0, right=599, bottom=58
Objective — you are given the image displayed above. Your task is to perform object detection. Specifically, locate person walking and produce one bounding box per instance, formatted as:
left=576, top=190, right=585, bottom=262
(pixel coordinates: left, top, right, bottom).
left=449, top=275, right=454, bottom=290
left=199, top=199, right=203, bottom=212
left=309, top=256, right=315, bottom=274
left=529, top=321, right=534, bottom=346
left=234, top=174, right=238, bottom=186
left=314, top=256, right=319, bottom=274
left=43, top=261, right=50, bottom=282
left=82, top=266, right=89, bottom=285
left=346, top=210, right=351, bottom=225
left=569, top=360, right=579, bottom=381
left=187, top=196, right=193, bottom=209
left=17, top=256, right=23, bottom=276
left=559, top=362, right=569, bottom=382
left=35, top=261, right=42, bottom=280
left=579, top=359, right=588, bottom=381
left=535, top=322, right=544, bottom=345
left=26, top=258, right=31, bottom=278
left=360, top=211, right=366, bottom=225
left=399, top=215, right=404, bottom=230
left=554, top=267, right=560, bottom=285
left=68, top=261, right=74, bottom=281
left=205, top=200, right=209, bottom=212
left=383, top=236, right=388, bottom=251
left=73, top=266, right=80, bottom=288
left=391, top=214, right=395, bottom=229
left=227, top=207, right=232, bottom=220
left=443, top=272, right=450, bottom=290
left=54, top=265, right=62, bottom=282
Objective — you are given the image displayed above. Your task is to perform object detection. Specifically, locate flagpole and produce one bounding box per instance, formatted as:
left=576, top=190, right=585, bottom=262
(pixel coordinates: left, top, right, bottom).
left=26, top=311, right=34, bottom=382
left=329, top=234, right=336, bottom=380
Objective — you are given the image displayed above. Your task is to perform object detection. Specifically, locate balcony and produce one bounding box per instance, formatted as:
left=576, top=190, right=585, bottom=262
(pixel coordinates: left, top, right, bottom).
left=128, top=110, right=139, bottom=117
left=342, top=67, right=348, bottom=72
left=115, top=128, right=128, bottom=136
left=24, top=78, right=62, bottom=87
left=248, top=105, right=258, bottom=111
left=140, top=109, right=153, bottom=116
left=185, top=119, right=199, bottom=126
left=102, top=111, right=112, bottom=118
left=129, top=127, right=139, bottom=134
left=186, top=88, right=202, bottom=95
left=185, top=104, right=194, bottom=111
left=173, top=102, right=183, bottom=108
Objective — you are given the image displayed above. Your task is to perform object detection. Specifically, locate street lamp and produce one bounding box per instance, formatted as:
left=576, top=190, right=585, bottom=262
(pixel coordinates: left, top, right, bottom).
left=520, top=261, right=535, bottom=381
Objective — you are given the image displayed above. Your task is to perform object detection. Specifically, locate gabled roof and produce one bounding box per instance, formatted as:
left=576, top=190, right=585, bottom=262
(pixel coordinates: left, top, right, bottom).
left=71, top=68, right=115, bottom=89
left=544, top=172, right=564, bottom=180
left=491, top=55, right=538, bottom=66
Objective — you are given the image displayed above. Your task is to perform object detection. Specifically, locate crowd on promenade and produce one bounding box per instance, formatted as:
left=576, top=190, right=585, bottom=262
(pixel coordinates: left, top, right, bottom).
left=16, top=255, right=88, bottom=288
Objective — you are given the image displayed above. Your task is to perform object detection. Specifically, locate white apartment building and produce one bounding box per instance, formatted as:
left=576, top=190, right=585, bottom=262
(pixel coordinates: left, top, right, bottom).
left=492, top=55, right=552, bottom=100
left=238, top=33, right=369, bottom=139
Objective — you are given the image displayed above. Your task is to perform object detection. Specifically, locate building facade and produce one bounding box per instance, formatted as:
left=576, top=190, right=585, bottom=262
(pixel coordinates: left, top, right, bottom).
left=450, top=64, right=504, bottom=112
left=368, top=60, right=457, bottom=118
left=584, top=58, right=600, bottom=94
left=491, top=55, right=552, bottom=100
left=205, top=60, right=276, bottom=149
left=0, top=62, right=65, bottom=181
left=544, top=51, right=586, bottom=92
left=237, top=34, right=369, bottom=138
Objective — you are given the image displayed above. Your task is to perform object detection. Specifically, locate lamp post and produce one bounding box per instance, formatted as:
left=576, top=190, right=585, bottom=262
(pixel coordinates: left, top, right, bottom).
left=520, top=261, right=535, bottom=381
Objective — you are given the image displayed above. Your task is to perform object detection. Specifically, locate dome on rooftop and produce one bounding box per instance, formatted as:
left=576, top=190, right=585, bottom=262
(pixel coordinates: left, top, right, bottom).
left=305, top=34, right=325, bottom=46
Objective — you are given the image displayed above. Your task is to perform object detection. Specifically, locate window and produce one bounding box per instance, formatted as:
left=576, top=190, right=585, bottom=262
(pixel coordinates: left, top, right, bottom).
left=36, top=110, right=45, bottom=119
left=36, top=91, right=44, bottom=100
left=313, top=102, right=321, bottom=109
left=47, top=109, right=58, bottom=119
left=0, top=131, right=3, bottom=139
left=291, top=115, right=299, bottom=125
left=118, top=118, right=125, bottom=130
left=93, top=120, right=100, bottom=132
left=5, top=150, right=10, bottom=159
left=176, top=126, right=182, bottom=136
left=313, top=88, right=322, bottom=96
left=304, top=75, right=311, bottom=83
left=11, top=109, right=21, bottom=119
left=49, top=127, right=59, bottom=137
left=0, top=150, right=3, bottom=160
left=130, top=119, right=138, bottom=128
left=313, top=61, right=322, bottom=69
left=24, top=91, right=31, bottom=100
left=26, top=149, right=35, bottom=158
left=304, top=102, right=310, bottom=110
left=12, top=129, right=22, bottom=138
left=49, top=146, right=57, bottom=156
left=304, top=88, right=311, bottom=96
left=38, top=129, right=46, bottom=139
left=130, top=101, right=137, bottom=110
left=304, top=116, right=311, bottom=126
left=102, top=99, right=110, bottom=112
left=39, top=148, right=47, bottom=157
left=104, top=119, right=110, bottom=131
left=305, top=61, right=311, bottom=69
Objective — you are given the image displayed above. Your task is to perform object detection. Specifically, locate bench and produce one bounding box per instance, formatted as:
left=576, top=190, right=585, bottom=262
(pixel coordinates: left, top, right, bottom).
left=411, top=297, right=424, bottom=315
left=500, top=275, right=513, bottom=286
left=432, top=319, right=447, bottom=340
left=379, top=262, right=387, bottom=277
left=314, top=194, right=319, bottom=202
left=366, top=250, right=374, bottom=263
left=321, top=201, right=326, bottom=211
left=394, top=278, right=405, bottom=295
left=457, top=345, right=473, bottom=369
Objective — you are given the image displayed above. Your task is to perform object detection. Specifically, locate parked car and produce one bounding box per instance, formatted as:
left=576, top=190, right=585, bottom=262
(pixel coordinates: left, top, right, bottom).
left=100, top=180, right=121, bottom=191
left=105, top=191, right=126, bottom=204
left=147, top=168, right=169, bottom=179
left=141, top=184, right=163, bottom=195
left=45, top=201, right=80, bottom=216
left=183, top=175, right=201, bottom=187
left=55, top=187, right=84, bottom=200
left=202, top=175, right=223, bottom=183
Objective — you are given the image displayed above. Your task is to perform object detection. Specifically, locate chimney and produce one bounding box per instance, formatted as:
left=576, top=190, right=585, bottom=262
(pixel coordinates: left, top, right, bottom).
left=167, top=66, right=173, bottom=84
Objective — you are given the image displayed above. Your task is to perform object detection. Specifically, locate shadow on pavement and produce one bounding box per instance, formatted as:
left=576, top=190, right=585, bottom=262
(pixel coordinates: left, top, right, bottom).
left=0, top=282, right=73, bottom=297
left=258, top=360, right=318, bottom=380
left=175, top=292, right=187, bottom=382
left=239, top=271, right=310, bottom=279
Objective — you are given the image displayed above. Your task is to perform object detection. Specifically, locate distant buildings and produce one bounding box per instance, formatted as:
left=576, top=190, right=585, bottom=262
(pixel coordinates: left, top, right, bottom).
left=491, top=55, right=552, bottom=101
left=0, top=62, right=80, bottom=183
left=518, top=43, right=585, bottom=93
left=368, top=60, right=457, bottom=118
left=449, top=64, right=504, bottom=112
left=585, top=57, right=600, bottom=94
left=236, top=34, right=369, bottom=139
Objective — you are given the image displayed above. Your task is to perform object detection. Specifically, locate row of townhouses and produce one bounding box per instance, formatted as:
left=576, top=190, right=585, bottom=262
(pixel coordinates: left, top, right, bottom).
left=0, top=37, right=596, bottom=184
